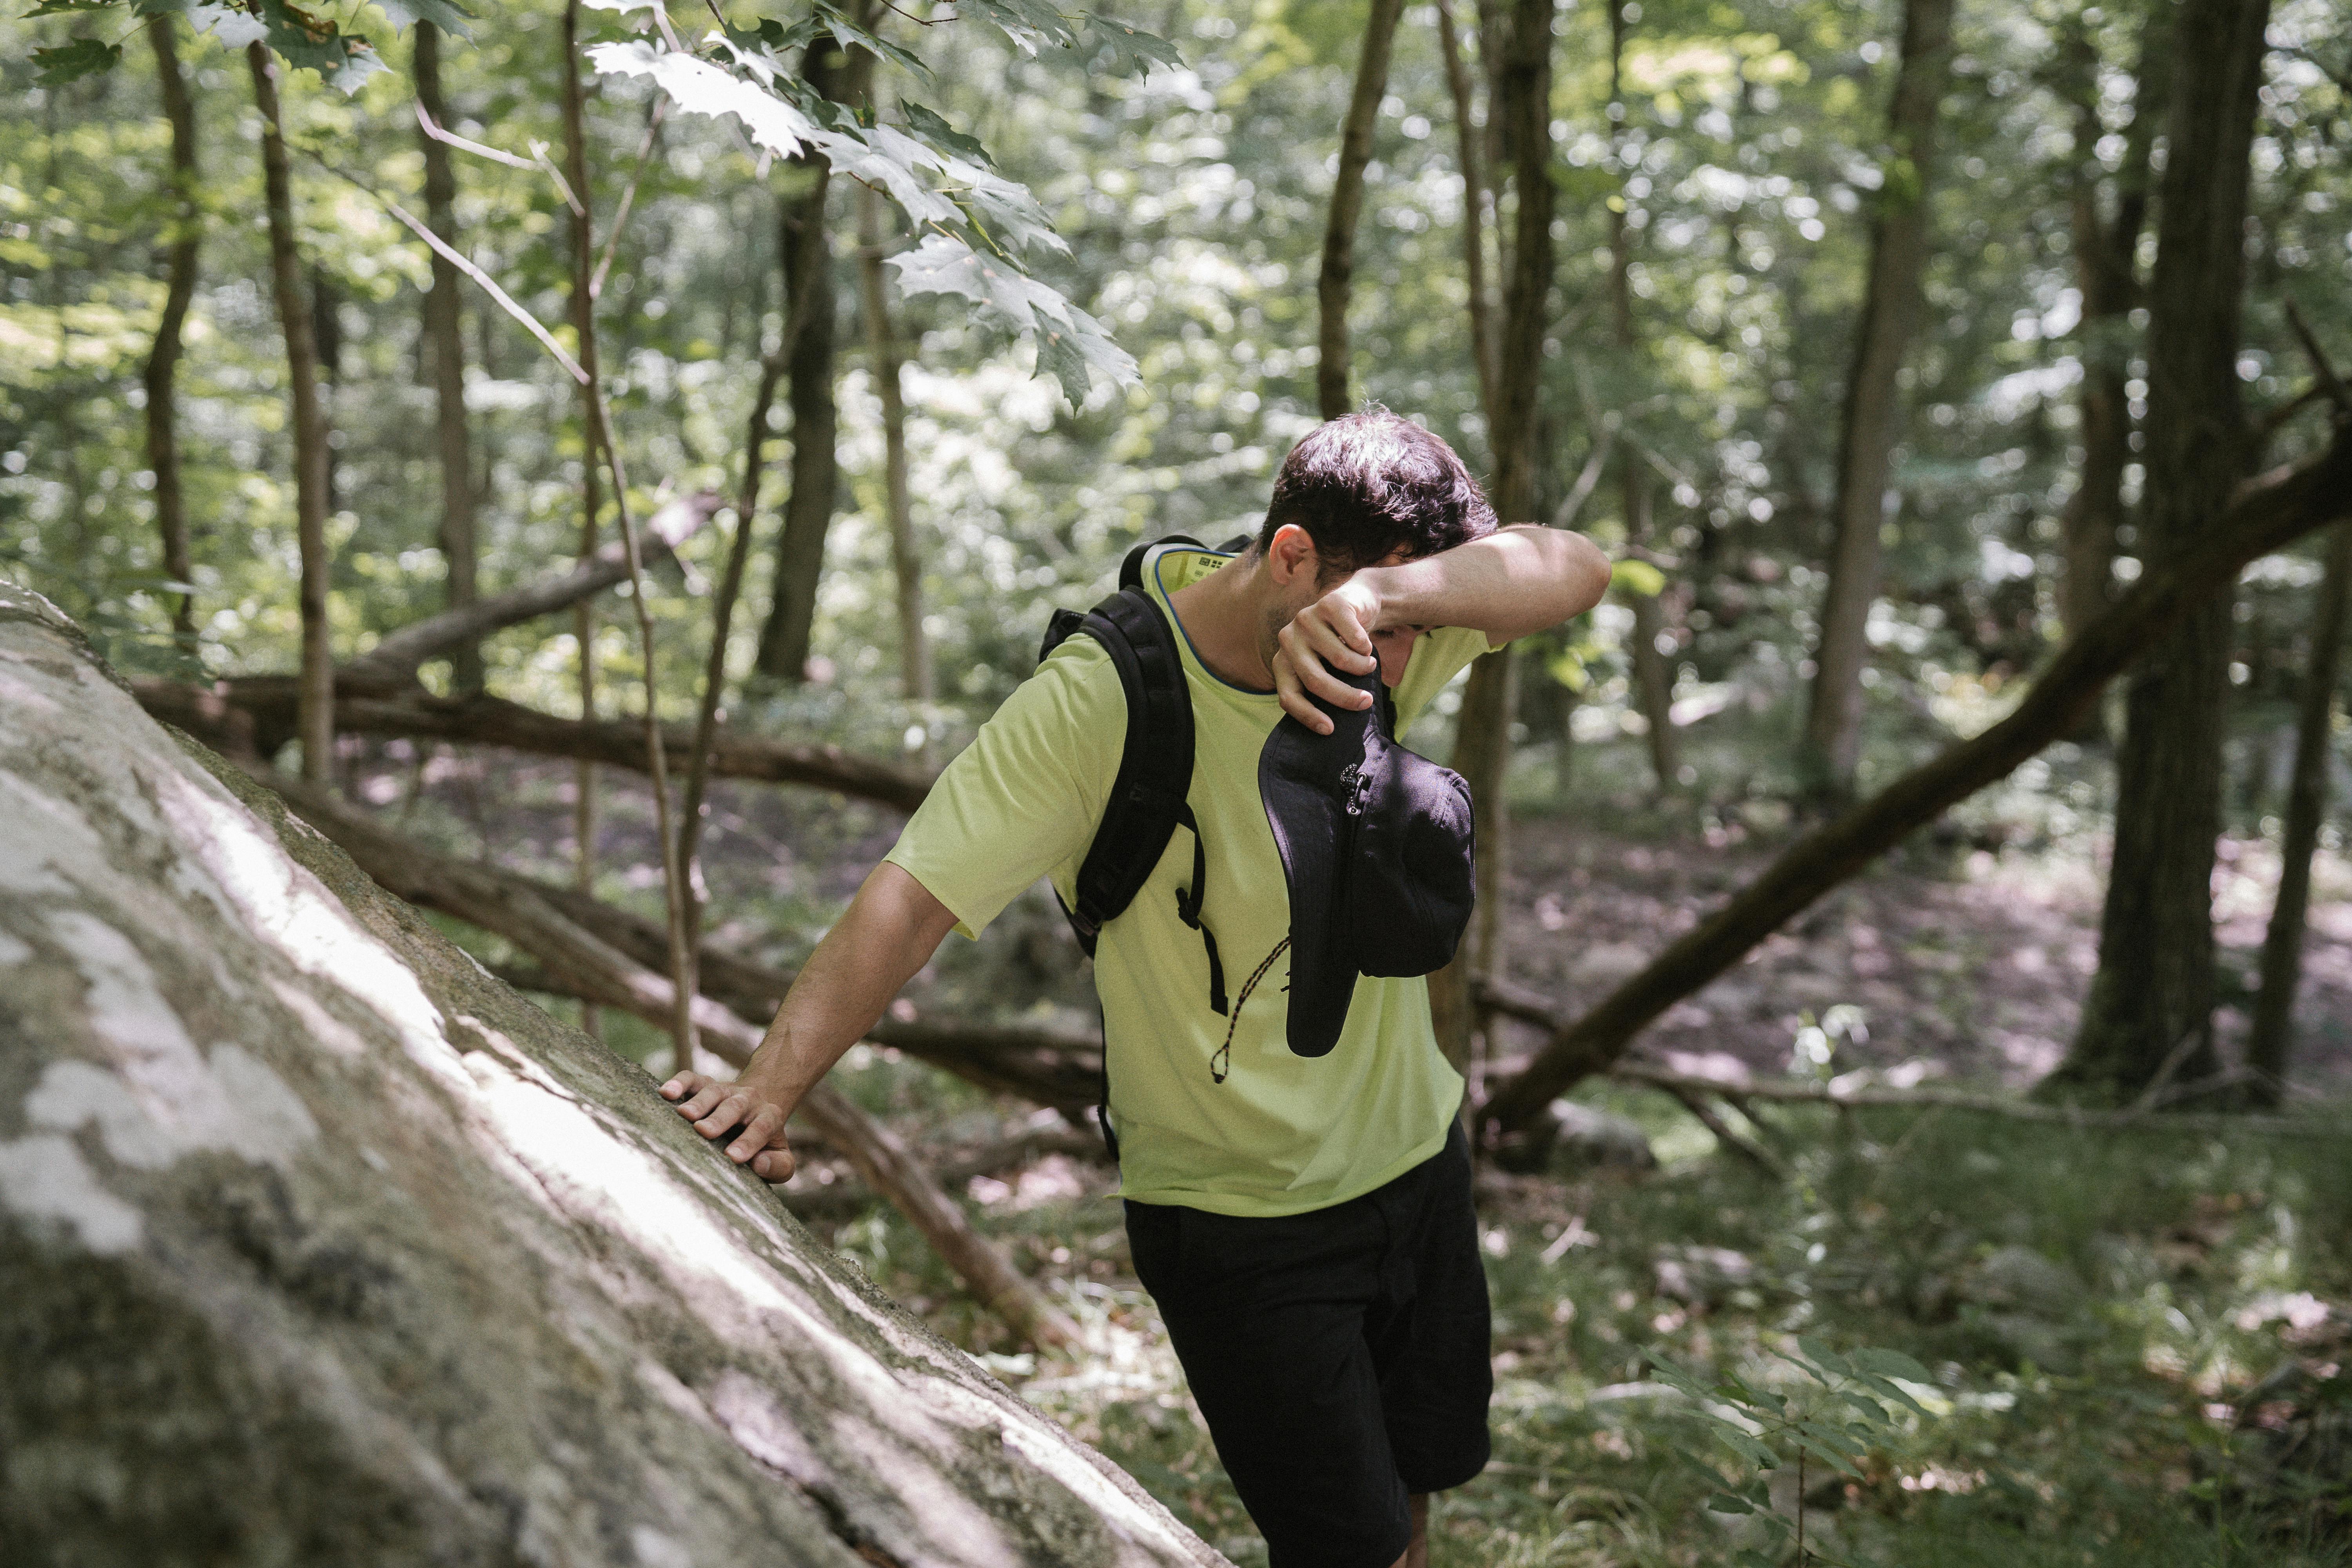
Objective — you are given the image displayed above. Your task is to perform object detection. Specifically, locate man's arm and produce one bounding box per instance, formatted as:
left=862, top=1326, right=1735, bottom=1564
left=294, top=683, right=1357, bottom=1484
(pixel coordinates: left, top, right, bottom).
left=660, top=861, right=961, bottom=1181
left=1276, top=524, right=1613, bottom=728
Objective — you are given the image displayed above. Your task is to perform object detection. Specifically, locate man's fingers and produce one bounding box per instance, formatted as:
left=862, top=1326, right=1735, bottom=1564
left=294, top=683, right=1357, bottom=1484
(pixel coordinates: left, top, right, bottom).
left=1298, top=607, right=1376, bottom=671
left=693, top=1093, right=753, bottom=1140
left=675, top=1081, right=728, bottom=1120
left=1271, top=651, right=1334, bottom=734
left=750, top=1145, right=797, bottom=1183
left=726, top=1103, right=785, bottom=1163
left=659, top=1069, right=708, bottom=1102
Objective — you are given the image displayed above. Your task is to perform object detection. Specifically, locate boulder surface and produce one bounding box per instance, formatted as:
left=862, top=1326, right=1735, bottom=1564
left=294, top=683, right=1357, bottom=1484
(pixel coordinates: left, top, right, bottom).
left=0, top=584, right=1221, bottom=1568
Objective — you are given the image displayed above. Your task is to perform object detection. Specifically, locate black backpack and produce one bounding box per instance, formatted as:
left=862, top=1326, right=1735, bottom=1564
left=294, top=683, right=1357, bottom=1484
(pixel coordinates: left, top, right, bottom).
left=1036, top=533, right=1252, bottom=1149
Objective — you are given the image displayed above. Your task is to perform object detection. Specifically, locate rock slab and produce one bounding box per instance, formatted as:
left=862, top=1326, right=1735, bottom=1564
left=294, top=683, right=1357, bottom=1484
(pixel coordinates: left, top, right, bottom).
left=0, top=584, right=1222, bottom=1568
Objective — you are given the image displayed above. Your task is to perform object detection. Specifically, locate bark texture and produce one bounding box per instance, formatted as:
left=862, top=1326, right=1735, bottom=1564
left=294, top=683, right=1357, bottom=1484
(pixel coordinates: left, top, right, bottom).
left=1428, top=0, right=1555, bottom=1074
left=755, top=38, right=868, bottom=683
left=1479, top=423, right=2352, bottom=1140
left=2054, top=10, right=2165, bottom=646
left=142, top=16, right=199, bottom=644
left=1435, top=0, right=1498, bottom=419
left=1316, top=0, right=1410, bottom=419
left=1797, top=0, right=1954, bottom=797
left=413, top=21, right=481, bottom=692
left=2049, top=0, right=2274, bottom=1102
left=2245, top=521, right=2352, bottom=1103
left=858, top=184, right=932, bottom=708
left=0, top=581, right=1217, bottom=1566
left=247, top=44, right=334, bottom=784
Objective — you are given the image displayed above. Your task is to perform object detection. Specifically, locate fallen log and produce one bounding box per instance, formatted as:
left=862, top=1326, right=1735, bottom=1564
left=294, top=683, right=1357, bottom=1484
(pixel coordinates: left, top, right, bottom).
left=250, top=764, right=1082, bottom=1351
left=339, top=490, right=723, bottom=691
left=0, top=581, right=1212, bottom=1566
left=1478, top=423, right=2352, bottom=1142
left=1477, top=977, right=2351, bottom=1142
left=134, top=684, right=938, bottom=815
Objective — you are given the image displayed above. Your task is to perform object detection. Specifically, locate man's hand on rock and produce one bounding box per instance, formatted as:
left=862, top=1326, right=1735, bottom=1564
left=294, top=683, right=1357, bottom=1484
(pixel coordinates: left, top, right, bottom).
left=659, top=1070, right=796, bottom=1183
left=1272, top=576, right=1382, bottom=734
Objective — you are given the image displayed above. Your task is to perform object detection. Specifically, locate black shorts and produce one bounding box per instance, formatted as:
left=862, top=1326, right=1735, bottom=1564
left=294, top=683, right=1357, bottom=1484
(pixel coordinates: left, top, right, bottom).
left=1123, top=1121, right=1493, bottom=1568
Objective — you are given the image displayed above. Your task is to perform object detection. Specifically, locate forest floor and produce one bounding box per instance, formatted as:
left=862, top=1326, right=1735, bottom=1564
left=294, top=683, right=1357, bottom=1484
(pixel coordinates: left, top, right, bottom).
left=375, top=744, right=2352, bottom=1566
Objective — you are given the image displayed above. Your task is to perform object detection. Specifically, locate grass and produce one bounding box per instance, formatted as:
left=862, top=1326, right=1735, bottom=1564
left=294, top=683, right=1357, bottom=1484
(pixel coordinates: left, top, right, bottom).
left=804, top=1068, right=2352, bottom=1566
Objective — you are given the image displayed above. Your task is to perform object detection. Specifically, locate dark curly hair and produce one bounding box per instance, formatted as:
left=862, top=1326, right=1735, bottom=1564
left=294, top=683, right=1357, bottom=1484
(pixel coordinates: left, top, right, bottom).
left=1254, top=410, right=1497, bottom=579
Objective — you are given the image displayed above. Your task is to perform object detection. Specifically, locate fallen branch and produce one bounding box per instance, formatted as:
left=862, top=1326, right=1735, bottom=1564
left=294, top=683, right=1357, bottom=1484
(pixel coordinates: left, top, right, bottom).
left=1477, top=423, right=2352, bottom=1139
left=136, top=685, right=937, bottom=814
left=340, top=491, right=723, bottom=691
left=1479, top=978, right=2348, bottom=1141
left=253, top=764, right=1081, bottom=1350
left=776, top=1113, right=1110, bottom=1220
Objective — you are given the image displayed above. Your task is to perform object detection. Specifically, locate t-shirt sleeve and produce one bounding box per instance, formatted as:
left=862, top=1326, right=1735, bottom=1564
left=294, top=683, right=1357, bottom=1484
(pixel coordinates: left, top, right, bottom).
left=1391, top=623, right=1508, bottom=730
left=882, top=639, right=1123, bottom=941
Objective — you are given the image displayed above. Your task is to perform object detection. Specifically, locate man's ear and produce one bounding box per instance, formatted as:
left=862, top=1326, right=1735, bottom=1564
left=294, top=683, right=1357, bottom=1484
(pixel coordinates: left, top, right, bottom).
left=1265, top=523, right=1321, bottom=588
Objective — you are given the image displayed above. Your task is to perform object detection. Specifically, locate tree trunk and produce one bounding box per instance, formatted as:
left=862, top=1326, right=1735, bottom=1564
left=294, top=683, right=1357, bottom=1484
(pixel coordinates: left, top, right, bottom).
left=1429, top=0, right=1555, bottom=1076
left=1435, top=0, right=1498, bottom=422
left=1316, top=0, right=1409, bottom=419
left=247, top=44, right=334, bottom=786
left=754, top=38, right=868, bottom=684
left=2046, top=0, right=2274, bottom=1103
left=2246, top=521, right=2352, bottom=1105
left=857, top=183, right=931, bottom=709
left=1607, top=0, right=1678, bottom=792
left=1477, top=425, right=2352, bottom=1139
left=561, top=0, right=604, bottom=1034
left=1797, top=0, right=1955, bottom=799
left=2056, top=7, right=2166, bottom=653
left=0, top=581, right=1208, bottom=1564
left=414, top=21, right=482, bottom=693
left=143, top=16, right=200, bottom=645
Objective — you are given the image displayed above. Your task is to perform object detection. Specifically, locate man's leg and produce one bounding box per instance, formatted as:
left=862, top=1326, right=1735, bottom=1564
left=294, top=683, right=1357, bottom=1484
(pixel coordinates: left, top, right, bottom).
left=1124, top=1196, right=1411, bottom=1568
left=1390, top=1493, right=1428, bottom=1568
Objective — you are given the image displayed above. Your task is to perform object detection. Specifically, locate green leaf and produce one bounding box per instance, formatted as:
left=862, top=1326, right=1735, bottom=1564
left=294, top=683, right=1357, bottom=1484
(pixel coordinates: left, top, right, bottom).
left=954, top=0, right=1080, bottom=55
left=1612, top=557, right=1666, bottom=597
left=254, top=0, right=386, bottom=91
left=1705, top=1491, right=1757, bottom=1514
left=32, top=36, right=121, bottom=83
left=593, top=40, right=823, bottom=162
left=901, top=100, right=994, bottom=167
left=1082, top=12, right=1180, bottom=76
left=26, top=0, right=116, bottom=16
left=887, top=232, right=1136, bottom=406
left=1798, top=1336, right=1852, bottom=1378
left=1851, top=1370, right=1930, bottom=1416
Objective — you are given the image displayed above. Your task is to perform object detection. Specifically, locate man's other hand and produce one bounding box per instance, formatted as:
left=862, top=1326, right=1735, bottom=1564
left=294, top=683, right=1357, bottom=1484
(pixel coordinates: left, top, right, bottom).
left=1273, top=577, right=1383, bottom=734
left=659, top=1070, right=795, bottom=1183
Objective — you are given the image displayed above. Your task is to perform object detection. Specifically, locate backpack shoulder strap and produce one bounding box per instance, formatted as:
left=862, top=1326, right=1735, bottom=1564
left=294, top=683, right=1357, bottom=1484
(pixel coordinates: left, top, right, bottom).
left=1054, top=586, right=1193, bottom=950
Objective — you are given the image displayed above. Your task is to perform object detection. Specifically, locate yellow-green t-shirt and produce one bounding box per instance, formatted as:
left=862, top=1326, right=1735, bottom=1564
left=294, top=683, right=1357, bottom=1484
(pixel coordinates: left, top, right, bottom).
left=883, top=543, right=1495, bottom=1216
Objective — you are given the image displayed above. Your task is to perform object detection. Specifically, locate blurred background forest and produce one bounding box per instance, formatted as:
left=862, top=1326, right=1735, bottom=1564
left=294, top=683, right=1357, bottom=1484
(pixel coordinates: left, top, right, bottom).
left=5, top=0, right=2352, bottom=1558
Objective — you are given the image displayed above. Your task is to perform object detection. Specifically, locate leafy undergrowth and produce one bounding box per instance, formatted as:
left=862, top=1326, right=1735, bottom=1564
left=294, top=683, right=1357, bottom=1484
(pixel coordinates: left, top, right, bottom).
left=793, top=1060, right=2352, bottom=1566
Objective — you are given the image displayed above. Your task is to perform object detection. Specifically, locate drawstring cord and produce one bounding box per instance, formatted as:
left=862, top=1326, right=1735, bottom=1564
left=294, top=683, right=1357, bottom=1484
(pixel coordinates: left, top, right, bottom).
left=1210, top=937, right=1290, bottom=1084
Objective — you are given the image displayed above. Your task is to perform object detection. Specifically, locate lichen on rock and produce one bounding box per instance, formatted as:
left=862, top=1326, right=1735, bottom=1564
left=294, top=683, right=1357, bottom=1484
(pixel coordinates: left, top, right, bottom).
left=0, top=583, right=1223, bottom=1568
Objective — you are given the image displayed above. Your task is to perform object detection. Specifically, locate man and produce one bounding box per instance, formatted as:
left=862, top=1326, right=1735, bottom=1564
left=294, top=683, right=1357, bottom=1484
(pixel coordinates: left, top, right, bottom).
left=661, top=411, right=1612, bottom=1567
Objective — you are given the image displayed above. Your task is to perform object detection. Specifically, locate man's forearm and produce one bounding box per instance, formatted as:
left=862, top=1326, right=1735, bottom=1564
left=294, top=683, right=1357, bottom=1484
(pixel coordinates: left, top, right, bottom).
left=1363, top=524, right=1612, bottom=641
left=741, top=861, right=960, bottom=1111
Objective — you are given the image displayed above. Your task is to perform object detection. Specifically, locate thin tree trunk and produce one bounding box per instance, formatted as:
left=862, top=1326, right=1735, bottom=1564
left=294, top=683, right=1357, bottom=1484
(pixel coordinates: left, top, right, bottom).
left=1608, top=0, right=1678, bottom=792
left=1435, top=0, right=1498, bottom=422
left=754, top=38, right=867, bottom=683
left=1797, top=0, right=1955, bottom=799
left=1478, top=426, right=2352, bottom=1138
left=857, top=184, right=931, bottom=710
left=1430, top=0, right=1555, bottom=1076
left=247, top=43, right=334, bottom=786
left=562, top=0, right=604, bottom=1037
left=2246, top=521, right=2352, bottom=1105
left=2047, top=0, right=2274, bottom=1103
left=555, top=0, right=695, bottom=1070
left=143, top=16, right=199, bottom=644
left=1316, top=0, right=1410, bottom=419
left=2057, top=7, right=2166, bottom=652
left=674, top=358, right=785, bottom=1067
left=414, top=21, right=481, bottom=693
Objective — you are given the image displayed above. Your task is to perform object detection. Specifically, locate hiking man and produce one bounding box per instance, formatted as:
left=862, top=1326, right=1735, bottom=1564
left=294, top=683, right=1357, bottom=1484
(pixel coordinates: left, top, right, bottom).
left=661, top=410, right=1612, bottom=1567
